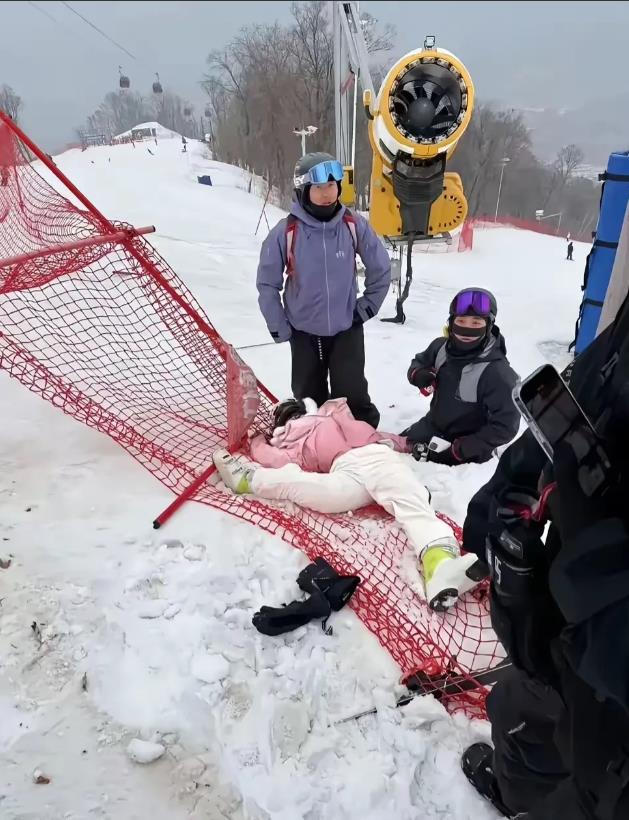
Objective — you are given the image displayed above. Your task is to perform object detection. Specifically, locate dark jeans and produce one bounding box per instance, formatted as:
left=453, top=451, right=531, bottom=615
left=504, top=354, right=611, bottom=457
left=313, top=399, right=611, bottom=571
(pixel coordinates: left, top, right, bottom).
left=289, top=324, right=380, bottom=428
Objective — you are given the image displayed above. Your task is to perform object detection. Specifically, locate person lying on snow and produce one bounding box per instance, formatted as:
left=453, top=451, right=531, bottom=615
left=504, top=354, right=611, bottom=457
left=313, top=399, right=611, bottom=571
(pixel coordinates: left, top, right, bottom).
left=404, top=288, right=520, bottom=466
left=213, top=397, right=485, bottom=611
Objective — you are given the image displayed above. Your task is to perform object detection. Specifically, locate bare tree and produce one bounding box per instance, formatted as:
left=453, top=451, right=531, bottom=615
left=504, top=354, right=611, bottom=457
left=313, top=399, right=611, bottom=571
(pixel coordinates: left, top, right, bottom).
left=554, top=144, right=585, bottom=185
left=203, top=45, right=253, bottom=138
left=450, top=105, right=532, bottom=214
left=0, top=84, right=23, bottom=122
left=359, top=11, right=395, bottom=54
left=201, top=2, right=394, bottom=205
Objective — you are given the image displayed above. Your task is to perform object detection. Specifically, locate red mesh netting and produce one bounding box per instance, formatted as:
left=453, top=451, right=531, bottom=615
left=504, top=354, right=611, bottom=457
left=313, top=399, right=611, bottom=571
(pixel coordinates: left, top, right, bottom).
left=0, top=115, right=503, bottom=716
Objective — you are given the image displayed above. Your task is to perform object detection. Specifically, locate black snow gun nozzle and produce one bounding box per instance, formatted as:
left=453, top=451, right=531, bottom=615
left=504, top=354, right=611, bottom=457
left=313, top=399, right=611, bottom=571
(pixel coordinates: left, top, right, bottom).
left=252, top=557, right=360, bottom=636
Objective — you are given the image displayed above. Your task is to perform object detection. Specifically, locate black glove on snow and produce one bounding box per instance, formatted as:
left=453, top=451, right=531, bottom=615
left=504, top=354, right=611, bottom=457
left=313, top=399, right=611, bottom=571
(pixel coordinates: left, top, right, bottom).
left=252, top=590, right=332, bottom=636
left=409, top=367, right=436, bottom=390
left=297, top=557, right=360, bottom=610
left=252, top=558, right=360, bottom=636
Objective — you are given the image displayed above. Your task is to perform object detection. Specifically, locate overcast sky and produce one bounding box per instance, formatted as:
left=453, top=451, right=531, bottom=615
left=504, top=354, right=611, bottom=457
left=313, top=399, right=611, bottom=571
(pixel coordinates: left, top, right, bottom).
left=3, top=0, right=629, bottom=151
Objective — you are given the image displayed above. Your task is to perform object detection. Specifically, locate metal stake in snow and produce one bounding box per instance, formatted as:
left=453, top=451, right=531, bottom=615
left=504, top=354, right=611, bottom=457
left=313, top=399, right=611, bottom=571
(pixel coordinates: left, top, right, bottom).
left=335, top=658, right=513, bottom=724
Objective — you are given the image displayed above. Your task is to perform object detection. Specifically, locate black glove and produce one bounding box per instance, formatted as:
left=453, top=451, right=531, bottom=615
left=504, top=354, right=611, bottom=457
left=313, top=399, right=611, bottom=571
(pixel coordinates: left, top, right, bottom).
left=427, top=446, right=459, bottom=466
left=252, top=558, right=360, bottom=636
left=488, top=487, right=548, bottom=581
left=412, top=441, right=458, bottom=466
left=252, top=590, right=331, bottom=636
left=297, top=557, right=360, bottom=611
left=409, top=367, right=436, bottom=390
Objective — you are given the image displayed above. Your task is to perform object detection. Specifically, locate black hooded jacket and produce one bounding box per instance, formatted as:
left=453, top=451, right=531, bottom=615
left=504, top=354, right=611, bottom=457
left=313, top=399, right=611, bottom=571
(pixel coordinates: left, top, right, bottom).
left=463, top=294, right=629, bottom=817
left=404, top=326, right=520, bottom=463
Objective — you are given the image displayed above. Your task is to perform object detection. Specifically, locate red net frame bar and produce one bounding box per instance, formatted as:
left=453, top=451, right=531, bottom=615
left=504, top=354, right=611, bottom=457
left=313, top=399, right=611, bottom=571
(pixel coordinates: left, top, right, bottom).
left=0, top=113, right=503, bottom=716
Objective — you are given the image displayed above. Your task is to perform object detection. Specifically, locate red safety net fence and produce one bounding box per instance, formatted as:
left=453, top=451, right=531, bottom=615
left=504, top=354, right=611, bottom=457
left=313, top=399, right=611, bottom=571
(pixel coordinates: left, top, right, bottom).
left=458, top=215, right=593, bottom=252
left=0, top=114, right=503, bottom=717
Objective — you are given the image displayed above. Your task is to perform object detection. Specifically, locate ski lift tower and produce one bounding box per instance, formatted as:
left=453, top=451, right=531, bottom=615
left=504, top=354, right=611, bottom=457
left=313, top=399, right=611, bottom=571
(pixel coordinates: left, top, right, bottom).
left=332, top=2, right=373, bottom=208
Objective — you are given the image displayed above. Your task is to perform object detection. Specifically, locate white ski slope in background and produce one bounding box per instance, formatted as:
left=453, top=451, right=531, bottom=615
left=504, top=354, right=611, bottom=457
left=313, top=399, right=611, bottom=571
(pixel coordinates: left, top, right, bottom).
left=0, top=135, right=588, bottom=819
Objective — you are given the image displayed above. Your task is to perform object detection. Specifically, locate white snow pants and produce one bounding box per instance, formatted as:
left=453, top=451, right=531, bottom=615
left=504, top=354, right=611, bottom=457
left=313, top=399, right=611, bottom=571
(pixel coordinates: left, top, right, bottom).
left=250, top=443, right=455, bottom=556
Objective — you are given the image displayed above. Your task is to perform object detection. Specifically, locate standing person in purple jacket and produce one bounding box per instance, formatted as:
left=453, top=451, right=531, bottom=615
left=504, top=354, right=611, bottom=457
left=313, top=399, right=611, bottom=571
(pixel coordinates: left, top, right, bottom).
left=256, top=153, right=391, bottom=428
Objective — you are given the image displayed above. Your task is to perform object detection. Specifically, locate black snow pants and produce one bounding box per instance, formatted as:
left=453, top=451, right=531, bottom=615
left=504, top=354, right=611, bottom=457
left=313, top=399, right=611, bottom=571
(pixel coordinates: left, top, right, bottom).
left=289, top=324, right=380, bottom=429
left=486, top=669, right=629, bottom=819
left=487, top=669, right=569, bottom=816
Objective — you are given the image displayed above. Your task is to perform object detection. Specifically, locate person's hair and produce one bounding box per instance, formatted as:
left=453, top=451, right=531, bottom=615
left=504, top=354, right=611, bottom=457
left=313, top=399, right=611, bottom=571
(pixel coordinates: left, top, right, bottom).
left=272, top=398, right=307, bottom=430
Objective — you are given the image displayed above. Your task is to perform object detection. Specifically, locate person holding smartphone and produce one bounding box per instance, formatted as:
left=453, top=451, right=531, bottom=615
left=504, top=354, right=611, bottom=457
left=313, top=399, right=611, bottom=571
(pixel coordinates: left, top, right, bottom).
left=460, top=294, right=629, bottom=818
left=405, top=288, right=520, bottom=466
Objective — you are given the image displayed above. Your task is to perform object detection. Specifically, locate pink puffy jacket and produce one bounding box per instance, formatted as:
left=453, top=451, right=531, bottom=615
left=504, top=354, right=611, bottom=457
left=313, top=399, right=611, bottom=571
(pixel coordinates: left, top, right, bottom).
left=250, top=398, right=409, bottom=472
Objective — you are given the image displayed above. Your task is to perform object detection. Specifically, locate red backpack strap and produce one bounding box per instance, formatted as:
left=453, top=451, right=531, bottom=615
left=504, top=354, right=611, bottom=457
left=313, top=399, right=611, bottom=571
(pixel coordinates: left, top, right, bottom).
left=343, top=209, right=358, bottom=254
left=286, top=211, right=356, bottom=276
left=285, top=214, right=298, bottom=276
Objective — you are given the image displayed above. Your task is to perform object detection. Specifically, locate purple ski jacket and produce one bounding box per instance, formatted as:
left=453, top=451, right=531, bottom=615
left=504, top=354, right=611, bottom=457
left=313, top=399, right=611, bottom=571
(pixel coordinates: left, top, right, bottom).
left=256, top=201, right=391, bottom=341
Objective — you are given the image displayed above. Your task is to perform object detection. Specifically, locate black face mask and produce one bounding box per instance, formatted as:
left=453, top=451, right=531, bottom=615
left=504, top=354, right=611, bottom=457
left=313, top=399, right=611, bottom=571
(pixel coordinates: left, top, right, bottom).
left=303, top=198, right=341, bottom=222
left=301, top=182, right=342, bottom=222
left=449, top=323, right=487, bottom=352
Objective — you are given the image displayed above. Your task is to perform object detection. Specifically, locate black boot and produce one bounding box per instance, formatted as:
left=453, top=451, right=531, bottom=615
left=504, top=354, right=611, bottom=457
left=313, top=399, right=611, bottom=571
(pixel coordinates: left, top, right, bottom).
left=461, top=743, right=517, bottom=817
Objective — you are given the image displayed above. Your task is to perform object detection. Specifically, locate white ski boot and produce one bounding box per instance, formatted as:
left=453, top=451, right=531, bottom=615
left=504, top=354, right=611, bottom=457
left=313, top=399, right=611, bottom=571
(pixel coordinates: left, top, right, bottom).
left=213, top=449, right=255, bottom=494
left=420, top=539, right=486, bottom=611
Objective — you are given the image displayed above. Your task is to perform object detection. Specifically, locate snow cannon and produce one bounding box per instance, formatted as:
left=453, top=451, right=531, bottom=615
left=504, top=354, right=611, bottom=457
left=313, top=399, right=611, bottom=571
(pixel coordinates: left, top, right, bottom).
left=363, top=42, right=474, bottom=241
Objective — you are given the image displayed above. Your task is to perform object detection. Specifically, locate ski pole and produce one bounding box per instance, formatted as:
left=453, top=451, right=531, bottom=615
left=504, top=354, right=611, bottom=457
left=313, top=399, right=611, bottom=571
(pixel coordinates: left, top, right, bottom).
left=236, top=341, right=277, bottom=351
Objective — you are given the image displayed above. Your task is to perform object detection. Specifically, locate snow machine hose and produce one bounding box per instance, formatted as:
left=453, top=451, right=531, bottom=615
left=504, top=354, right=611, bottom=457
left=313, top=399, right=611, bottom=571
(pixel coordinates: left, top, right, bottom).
left=382, top=232, right=415, bottom=324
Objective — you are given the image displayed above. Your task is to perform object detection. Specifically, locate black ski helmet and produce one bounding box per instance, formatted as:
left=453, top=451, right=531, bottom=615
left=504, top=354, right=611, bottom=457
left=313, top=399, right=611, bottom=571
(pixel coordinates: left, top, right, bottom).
left=449, top=288, right=497, bottom=325
left=293, top=152, right=341, bottom=205
left=273, top=398, right=307, bottom=429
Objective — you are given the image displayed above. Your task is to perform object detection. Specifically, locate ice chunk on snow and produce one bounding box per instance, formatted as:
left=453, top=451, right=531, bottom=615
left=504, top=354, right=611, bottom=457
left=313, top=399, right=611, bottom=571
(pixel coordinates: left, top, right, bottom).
left=183, top=543, right=206, bottom=561
left=191, top=653, right=230, bottom=683
left=126, top=738, right=165, bottom=764
left=137, top=600, right=167, bottom=619
left=270, top=700, right=311, bottom=760
left=163, top=603, right=181, bottom=619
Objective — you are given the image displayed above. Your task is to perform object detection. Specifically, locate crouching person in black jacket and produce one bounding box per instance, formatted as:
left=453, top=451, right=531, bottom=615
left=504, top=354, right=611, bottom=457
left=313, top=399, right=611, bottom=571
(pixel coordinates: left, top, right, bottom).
left=404, top=288, right=520, bottom=466
left=461, top=291, right=629, bottom=819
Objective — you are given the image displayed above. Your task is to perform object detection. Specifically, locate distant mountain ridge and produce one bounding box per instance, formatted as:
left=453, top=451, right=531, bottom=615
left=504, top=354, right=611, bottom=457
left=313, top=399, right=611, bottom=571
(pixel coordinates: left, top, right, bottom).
left=516, top=93, right=629, bottom=167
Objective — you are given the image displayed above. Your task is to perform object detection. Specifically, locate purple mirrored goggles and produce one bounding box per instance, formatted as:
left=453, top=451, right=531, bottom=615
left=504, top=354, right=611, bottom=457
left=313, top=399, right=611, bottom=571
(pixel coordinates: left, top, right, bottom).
left=451, top=289, right=494, bottom=318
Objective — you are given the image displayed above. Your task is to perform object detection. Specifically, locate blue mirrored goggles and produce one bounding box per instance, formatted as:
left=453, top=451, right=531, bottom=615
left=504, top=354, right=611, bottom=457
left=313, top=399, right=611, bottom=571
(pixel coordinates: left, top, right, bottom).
left=294, top=159, right=344, bottom=188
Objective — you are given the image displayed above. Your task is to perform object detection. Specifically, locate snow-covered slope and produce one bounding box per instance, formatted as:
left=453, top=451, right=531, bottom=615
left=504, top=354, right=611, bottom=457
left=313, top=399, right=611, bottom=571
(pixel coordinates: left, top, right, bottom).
left=0, top=134, right=588, bottom=819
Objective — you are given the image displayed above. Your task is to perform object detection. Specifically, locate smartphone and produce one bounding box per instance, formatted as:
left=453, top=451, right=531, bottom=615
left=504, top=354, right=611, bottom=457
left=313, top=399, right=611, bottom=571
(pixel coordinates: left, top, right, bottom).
left=513, top=364, right=612, bottom=496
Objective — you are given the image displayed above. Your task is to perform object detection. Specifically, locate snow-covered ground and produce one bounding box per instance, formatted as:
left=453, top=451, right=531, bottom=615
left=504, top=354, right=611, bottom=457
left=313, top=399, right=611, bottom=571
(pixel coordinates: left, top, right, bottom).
left=0, top=135, right=587, bottom=819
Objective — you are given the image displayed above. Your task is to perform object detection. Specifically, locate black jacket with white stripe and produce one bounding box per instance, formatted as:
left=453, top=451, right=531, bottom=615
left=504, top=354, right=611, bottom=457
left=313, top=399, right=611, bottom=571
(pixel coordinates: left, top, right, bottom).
left=404, top=327, right=520, bottom=463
